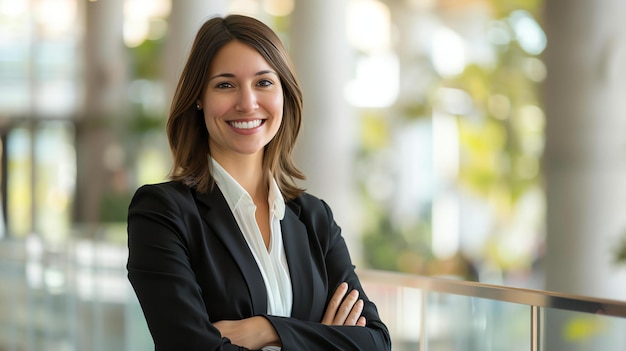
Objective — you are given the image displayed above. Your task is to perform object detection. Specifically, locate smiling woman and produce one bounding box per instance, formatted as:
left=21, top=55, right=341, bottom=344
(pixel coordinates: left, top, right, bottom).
left=126, top=14, right=391, bottom=351
left=199, top=41, right=284, bottom=169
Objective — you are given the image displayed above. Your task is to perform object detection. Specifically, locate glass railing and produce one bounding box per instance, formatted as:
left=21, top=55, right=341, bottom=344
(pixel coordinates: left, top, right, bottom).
left=359, top=270, right=626, bottom=351
left=2, top=233, right=626, bottom=350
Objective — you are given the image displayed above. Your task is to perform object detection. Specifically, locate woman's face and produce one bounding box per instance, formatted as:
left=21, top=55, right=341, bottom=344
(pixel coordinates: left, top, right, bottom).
left=199, top=40, right=284, bottom=163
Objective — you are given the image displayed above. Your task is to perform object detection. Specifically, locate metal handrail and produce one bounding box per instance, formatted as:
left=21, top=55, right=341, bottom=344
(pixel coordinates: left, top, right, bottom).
left=358, top=269, right=626, bottom=318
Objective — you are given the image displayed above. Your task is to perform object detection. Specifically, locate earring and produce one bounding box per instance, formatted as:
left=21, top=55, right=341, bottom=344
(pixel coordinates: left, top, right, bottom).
left=196, top=103, right=201, bottom=110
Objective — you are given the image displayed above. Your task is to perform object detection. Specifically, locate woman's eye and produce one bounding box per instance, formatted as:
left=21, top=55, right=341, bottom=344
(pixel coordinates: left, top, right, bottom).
left=257, top=79, right=273, bottom=87
left=216, top=82, right=233, bottom=89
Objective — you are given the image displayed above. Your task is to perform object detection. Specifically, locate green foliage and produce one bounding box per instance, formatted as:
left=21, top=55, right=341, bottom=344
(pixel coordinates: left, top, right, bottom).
left=128, top=38, right=164, bottom=80
left=360, top=2, right=545, bottom=276
left=127, top=108, right=166, bottom=134
left=99, top=190, right=133, bottom=223
left=362, top=214, right=433, bottom=273
left=615, top=233, right=626, bottom=264
left=491, top=0, right=543, bottom=18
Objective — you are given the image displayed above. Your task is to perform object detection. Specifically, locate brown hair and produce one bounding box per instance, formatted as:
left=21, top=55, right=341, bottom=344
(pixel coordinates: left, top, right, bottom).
left=166, top=14, right=305, bottom=199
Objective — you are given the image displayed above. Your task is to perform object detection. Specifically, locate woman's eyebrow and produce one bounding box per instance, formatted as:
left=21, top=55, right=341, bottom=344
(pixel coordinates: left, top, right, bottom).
left=208, top=73, right=235, bottom=81
left=208, top=70, right=277, bottom=81
left=256, top=70, right=278, bottom=76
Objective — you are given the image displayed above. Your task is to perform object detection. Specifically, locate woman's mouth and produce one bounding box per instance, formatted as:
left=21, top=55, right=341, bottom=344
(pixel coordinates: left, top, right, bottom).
left=228, top=119, right=264, bottom=130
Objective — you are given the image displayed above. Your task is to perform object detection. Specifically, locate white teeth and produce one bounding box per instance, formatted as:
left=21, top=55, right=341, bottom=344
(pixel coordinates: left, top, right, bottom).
left=229, top=120, right=262, bottom=129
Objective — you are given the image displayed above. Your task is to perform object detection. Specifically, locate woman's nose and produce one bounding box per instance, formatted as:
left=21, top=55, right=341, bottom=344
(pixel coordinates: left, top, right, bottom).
left=235, top=87, right=258, bottom=112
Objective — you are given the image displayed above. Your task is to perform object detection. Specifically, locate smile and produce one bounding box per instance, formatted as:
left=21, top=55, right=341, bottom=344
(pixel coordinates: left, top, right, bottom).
left=228, top=119, right=264, bottom=130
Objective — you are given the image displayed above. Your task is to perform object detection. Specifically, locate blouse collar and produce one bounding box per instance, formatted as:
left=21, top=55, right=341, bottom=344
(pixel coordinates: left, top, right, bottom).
left=209, top=156, right=285, bottom=220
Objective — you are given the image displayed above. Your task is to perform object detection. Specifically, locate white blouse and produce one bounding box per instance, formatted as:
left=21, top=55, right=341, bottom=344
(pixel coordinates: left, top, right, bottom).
left=210, top=157, right=293, bottom=320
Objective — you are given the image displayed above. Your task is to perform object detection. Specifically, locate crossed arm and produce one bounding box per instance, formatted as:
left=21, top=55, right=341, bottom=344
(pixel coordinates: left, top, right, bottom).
left=214, top=282, right=366, bottom=349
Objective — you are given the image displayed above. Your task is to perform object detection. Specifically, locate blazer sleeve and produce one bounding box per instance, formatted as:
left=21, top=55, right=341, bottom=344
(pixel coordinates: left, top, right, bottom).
left=265, top=197, right=392, bottom=351
left=127, top=184, right=261, bottom=351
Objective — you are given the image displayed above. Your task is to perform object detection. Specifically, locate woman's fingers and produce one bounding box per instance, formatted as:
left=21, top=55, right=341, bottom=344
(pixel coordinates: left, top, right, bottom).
left=356, top=316, right=367, bottom=327
left=321, top=282, right=348, bottom=325
left=322, top=282, right=366, bottom=326
left=342, top=298, right=364, bottom=326
left=332, top=289, right=360, bottom=325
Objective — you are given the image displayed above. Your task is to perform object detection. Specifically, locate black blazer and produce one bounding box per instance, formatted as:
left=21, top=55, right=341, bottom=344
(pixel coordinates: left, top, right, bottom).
left=127, top=181, right=391, bottom=351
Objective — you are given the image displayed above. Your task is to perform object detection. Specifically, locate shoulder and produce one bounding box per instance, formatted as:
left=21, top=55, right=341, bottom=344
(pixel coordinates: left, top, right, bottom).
left=287, top=191, right=330, bottom=214
left=286, top=192, right=344, bottom=252
left=130, top=181, right=196, bottom=210
left=286, top=191, right=336, bottom=226
left=134, top=181, right=193, bottom=197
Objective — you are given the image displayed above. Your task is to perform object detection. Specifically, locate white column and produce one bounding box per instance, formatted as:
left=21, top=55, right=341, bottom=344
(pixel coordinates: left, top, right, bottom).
left=289, top=1, right=361, bottom=260
left=83, top=0, right=126, bottom=114
left=76, top=0, right=126, bottom=223
left=163, top=0, right=227, bottom=103
left=544, top=0, right=626, bottom=349
left=544, top=0, right=626, bottom=302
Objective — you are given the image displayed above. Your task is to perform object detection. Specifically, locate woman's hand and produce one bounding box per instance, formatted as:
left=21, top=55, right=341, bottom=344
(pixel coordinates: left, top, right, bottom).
left=214, top=316, right=281, bottom=349
left=321, top=282, right=367, bottom=326
left=215, top=283, right=366, bottom=348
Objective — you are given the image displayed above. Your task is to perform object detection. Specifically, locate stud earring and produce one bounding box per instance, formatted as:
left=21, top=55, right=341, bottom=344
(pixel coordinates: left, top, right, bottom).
left=196, top=103, right=201, bottom=110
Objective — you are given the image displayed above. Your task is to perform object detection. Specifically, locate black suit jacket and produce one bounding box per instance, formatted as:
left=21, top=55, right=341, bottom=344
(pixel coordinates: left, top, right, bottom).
left=127, top=181, right=391, bottom=350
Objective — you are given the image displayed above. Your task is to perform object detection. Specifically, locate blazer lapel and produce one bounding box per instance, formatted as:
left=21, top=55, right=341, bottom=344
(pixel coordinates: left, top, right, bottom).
left=281, top=202, right=317, bottom=320
left=194, top=188, right=268, bottom=315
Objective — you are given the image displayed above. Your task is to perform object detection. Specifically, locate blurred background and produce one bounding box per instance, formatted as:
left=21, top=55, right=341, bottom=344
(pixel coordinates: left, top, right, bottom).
left=1, top=0, right=626, bottom=350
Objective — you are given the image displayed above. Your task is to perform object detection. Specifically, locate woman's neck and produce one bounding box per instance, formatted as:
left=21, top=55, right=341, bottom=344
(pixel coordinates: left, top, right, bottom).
left=213, top=152, right=267, bottom=199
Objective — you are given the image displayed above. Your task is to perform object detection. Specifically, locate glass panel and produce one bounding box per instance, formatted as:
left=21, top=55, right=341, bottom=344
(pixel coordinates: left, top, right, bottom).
left=125, top=292, right=153, bottom=351
left=361, top=280, right=424, bottom=350
left=543, top=307, right=626, bottom=351
left=7, top=126, right=33, bottom=237
left=0, top=233, right=153, bottom=351
left=33, top=39, right=79, bottom=117
left=6, top=122, right=76, bottom=240
left=0, top=0, right=30, bottom=114
left=33, top=121, right=75, bottom=242
left=0, top=0, right=79, bottom=116
left=394, top=287, right=423, bottom=350
left=425, top=291, right=530, bottom=351
left=0, top=239, right=25, bottom=349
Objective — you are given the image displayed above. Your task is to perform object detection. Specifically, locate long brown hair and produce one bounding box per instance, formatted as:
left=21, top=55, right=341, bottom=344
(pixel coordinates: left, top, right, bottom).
left=166, top=14, right=305, bottom=199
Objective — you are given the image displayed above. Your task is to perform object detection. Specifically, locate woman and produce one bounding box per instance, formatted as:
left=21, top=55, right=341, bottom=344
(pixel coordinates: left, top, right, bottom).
left=127, top=14, right=391, bottom=351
